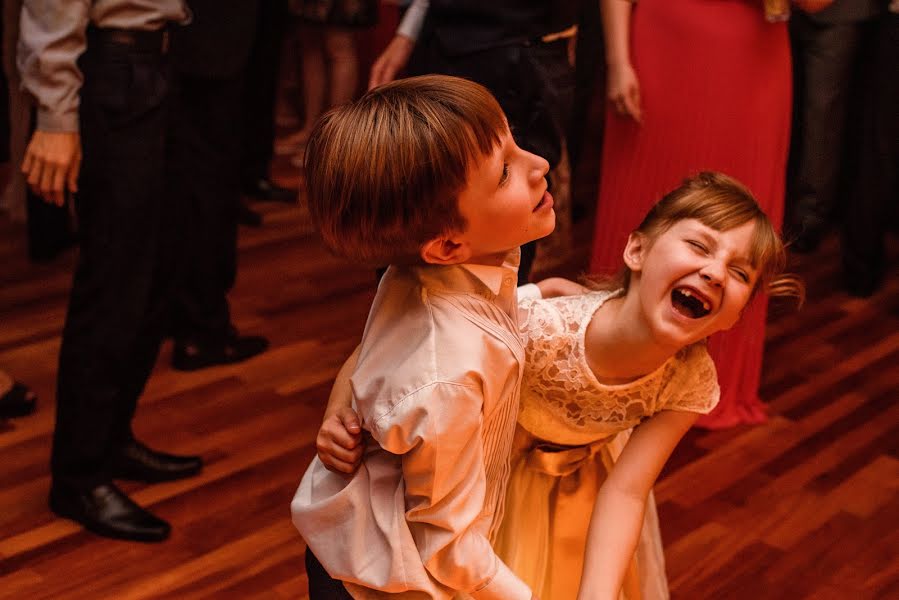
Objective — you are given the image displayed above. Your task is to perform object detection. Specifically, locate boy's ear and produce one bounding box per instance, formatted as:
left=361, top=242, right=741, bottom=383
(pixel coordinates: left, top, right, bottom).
left=623, top=232, right=647, bottom=272
left=420, top=234, right=472, bottom=265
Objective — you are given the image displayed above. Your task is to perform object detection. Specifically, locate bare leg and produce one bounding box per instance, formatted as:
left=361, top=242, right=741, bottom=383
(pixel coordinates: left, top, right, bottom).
left=277, top=25, right=326, bottom=154
left=324, top=27, right=359, bottom=108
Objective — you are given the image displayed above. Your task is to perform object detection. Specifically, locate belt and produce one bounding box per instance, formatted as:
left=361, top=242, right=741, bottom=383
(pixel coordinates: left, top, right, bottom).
left=87, top=26, right=170, bottom=55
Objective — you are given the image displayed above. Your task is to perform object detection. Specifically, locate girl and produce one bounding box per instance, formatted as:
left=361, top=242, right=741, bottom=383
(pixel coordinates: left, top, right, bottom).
left=316, top=171, right=803, bottom=600
left=591, top=0, right=795, bottom=428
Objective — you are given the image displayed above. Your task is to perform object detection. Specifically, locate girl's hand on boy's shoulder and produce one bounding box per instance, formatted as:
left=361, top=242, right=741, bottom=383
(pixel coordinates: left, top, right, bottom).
left=317, top=406, right=364, bottom=475
left=535, top=277, right=589, bottom=298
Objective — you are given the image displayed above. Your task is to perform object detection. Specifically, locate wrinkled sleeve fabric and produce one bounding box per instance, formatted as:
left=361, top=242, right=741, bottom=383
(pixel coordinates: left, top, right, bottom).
left=18, top=0, right=90, bottom=132
left=371, top=382, right=531, bottom=600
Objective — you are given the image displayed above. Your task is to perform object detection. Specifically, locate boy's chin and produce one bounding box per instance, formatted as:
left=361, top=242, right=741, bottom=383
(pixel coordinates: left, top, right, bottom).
left=529, top=213, right=557, bottom=241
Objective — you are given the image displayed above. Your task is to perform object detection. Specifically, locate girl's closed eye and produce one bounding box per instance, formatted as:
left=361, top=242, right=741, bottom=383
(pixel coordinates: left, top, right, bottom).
left=686, top=239, right=708, bottom=254
left=730, top=267, right=750, bottom=283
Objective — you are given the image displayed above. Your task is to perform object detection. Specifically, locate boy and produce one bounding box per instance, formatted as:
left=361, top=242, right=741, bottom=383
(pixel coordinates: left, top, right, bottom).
left=291, top=75, right=555, bottom=599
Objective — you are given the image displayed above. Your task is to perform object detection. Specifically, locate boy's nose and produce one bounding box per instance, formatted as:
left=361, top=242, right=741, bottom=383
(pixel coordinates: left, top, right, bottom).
left=529, top=153, right=550, bottom=181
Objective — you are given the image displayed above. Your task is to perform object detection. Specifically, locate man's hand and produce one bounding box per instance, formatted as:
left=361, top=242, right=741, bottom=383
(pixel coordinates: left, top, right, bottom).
left=535, top=277, right=589, bottom=298
left=368, top=34, right=415, bottom=90
left=794, top=0, right=835, bottom=13
left=22, top=130, right=82, bottom=206
left=317, top=405, right=364, bottom=474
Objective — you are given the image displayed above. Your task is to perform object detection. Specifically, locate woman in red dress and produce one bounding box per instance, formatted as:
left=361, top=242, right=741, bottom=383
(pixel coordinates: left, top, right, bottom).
left=591, top=0, right=794, bottom=428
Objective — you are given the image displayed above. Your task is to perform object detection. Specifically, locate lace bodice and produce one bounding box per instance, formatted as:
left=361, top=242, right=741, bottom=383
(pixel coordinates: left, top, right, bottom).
left=517, top=290, right=720, bottom=446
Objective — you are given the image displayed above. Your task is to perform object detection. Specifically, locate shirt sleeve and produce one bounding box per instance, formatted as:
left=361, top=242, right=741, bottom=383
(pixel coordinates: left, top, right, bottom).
left=371, top=381, right=532, bottom=600
left=18, top=0, right=91, bottom=132
left=396, top=0, right=428, bottom=41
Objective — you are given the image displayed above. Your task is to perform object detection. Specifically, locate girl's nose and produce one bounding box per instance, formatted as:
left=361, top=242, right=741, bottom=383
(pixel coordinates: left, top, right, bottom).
left=700, top=263, right=725, bottom=287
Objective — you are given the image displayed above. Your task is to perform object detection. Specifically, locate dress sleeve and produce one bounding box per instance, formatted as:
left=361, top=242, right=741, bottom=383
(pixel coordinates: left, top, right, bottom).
left=18, top=0, right=91, bottom=132
left=371, top=382, right=531, bottom=600
left=661, top=343, right=720, bottom=415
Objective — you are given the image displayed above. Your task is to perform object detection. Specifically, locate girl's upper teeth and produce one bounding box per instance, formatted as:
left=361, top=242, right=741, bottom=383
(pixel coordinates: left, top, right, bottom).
left=680, top=288, right=711, bottom=311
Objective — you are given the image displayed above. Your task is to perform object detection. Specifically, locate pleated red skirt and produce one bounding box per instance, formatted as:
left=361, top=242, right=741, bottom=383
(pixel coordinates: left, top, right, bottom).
left=590, top=0, right=792, bottom=428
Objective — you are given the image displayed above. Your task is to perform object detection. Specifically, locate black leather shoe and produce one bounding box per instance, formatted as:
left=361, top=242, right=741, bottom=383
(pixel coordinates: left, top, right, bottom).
left=172, top=330, right=269, bottom=371
left=49, top=481, right=171, bottom=542
left=0, top=382, right=37, bottom=418
left=112, top=440, right=203, bottom=483
left=243, top=177, right=295, bottom=202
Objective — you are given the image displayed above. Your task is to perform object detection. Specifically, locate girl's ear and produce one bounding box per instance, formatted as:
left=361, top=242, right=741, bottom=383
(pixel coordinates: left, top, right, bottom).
left=623, top=232, right=648, bottom=272
left=420, top=233, right=471, bottom=265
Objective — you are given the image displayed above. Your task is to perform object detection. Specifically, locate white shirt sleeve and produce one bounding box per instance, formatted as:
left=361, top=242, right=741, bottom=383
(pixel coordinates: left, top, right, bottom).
left=373, top=382, right=532, bottom=600
left=396, top=0, right=429, bottom=41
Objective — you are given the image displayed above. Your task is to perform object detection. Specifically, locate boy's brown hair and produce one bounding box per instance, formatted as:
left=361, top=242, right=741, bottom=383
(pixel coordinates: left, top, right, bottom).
left=304, top=75, right=507, bottom=266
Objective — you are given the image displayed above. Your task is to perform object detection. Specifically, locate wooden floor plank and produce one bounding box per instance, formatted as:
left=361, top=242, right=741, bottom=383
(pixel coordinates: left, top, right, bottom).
left=0, top=145, right=896, bottom=598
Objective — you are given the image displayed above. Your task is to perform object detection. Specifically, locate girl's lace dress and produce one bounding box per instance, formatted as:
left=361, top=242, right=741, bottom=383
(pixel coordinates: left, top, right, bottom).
left=495, top=290, right=719, bottom=600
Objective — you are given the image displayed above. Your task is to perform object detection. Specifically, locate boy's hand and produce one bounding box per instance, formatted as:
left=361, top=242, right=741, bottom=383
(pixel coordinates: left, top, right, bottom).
left=317, top=406, right=364, bottom=474
left=535, top=277, right=589, bottom=298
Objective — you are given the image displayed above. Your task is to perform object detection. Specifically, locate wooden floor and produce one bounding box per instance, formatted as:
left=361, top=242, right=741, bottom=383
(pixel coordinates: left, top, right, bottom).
left=0, top=160, right=896, bottom=599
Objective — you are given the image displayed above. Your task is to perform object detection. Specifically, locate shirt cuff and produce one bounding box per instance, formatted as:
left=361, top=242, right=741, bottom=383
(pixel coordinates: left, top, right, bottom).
left=469, top=559, right=532, bottom=600
left=517, top=283, right=542, bottom=301
left=396, top=0, right=428, bottom=41
left=36, top=109, right=80, bottom=133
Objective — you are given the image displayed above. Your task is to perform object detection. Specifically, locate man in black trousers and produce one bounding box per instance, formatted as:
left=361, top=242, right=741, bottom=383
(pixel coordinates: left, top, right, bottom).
left=19, top=0, right=201, bottom=542
left=168, top=0, right=270, bottom=371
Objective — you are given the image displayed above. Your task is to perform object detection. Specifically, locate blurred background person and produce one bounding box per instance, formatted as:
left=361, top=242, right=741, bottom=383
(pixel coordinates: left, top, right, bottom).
left=275, top=0, right=378, bottom=168
left=18, top=0, right=201, bottom=542
left=168, top=0, right=270, bottom=372
left=842, top=1, right=898, bottom=297
left=241, top=0, right=295, bottom=208
left=786, top=0, right=882, bottom=253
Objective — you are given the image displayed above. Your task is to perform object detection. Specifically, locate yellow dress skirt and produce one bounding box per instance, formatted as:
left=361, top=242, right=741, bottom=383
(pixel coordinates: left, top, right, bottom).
left=494, top=426, right=670, bottom=600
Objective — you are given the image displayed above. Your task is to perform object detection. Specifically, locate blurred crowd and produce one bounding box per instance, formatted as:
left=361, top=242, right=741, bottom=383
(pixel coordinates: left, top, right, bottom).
left=0, top=0, right=895, bottom=542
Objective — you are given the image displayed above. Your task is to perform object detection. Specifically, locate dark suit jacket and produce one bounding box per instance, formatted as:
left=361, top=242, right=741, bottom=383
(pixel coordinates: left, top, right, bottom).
left=804, top=0, right=883, bottom=24
left=172, top=0, right=259, bottom=79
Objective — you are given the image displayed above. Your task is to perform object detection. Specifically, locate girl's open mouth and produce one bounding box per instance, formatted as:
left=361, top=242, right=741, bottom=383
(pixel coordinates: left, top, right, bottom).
left=671, top=287, right=712, bottom=319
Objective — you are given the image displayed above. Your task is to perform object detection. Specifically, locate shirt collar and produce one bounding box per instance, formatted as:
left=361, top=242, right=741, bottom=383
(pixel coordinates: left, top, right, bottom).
left=406, top=248, right=521, bottom=316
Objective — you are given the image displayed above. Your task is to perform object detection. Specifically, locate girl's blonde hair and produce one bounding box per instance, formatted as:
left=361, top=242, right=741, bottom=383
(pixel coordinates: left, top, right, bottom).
left=588, top=171, right=805, bottom=304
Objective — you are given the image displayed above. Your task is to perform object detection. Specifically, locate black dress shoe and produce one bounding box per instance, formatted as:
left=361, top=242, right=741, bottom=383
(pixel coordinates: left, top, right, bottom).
left=112, top=440, right=203, bottom=483
left=0, top=382, right=37, bottom=418
left=243, top=177, right=295, bottom=202
left=49, top=481, right=171, bottom=542
left=172, top=331, right=269, bottom=371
